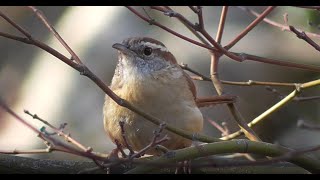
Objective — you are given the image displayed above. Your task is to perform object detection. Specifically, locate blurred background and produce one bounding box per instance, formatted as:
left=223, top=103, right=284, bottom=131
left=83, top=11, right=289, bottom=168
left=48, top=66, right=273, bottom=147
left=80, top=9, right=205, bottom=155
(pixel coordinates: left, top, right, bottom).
left=0, top=6, right=319, bottom=160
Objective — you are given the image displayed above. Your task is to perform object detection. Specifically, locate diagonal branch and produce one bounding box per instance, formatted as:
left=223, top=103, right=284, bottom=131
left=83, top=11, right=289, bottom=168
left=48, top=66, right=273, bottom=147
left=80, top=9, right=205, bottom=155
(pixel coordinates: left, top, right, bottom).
left=225, top=6, right=276, bottom=50
left=24, top=110, right=92, bottom=152
left=0, top=11, right=33, bottom=39
left=289, top=25, right=320, bottom=52
left=216, top=6, right=228, bottom=44
left=126, top=6, right=216, bottom=52
left=28, top=6, right=82, bottom=64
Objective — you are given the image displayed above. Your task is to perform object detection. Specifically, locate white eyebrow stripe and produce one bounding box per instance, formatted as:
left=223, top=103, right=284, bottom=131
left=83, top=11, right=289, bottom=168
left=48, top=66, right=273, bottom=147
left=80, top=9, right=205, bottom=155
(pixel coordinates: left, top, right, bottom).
left=140, top=41, right=168, bottom=52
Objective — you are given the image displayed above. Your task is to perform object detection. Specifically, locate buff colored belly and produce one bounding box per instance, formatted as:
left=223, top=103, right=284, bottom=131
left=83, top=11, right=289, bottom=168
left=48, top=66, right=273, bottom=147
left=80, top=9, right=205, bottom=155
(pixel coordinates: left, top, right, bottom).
left=103, top=73, right=203, bottom=155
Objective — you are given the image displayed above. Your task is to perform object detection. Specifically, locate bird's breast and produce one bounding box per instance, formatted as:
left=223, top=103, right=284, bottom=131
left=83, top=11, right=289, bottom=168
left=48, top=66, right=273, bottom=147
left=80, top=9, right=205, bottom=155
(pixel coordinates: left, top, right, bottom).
left=103, top=67, right=203, bottom=154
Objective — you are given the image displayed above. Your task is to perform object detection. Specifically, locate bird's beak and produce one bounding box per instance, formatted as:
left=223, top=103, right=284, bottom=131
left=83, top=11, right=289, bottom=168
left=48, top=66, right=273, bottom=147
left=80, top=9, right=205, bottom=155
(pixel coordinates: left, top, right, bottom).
left=112, top=43, right=135, bottom=57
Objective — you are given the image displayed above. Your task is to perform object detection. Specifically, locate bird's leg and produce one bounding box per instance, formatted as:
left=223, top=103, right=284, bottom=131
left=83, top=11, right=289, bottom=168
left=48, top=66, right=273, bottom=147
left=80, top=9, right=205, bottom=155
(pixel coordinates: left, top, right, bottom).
left=175, top=160, right=192, bottom=174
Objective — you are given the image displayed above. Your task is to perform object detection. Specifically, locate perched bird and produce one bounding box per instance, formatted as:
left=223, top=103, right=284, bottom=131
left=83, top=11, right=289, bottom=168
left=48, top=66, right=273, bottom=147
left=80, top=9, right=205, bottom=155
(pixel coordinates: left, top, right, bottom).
left=103, top=37, right=204, bottom=155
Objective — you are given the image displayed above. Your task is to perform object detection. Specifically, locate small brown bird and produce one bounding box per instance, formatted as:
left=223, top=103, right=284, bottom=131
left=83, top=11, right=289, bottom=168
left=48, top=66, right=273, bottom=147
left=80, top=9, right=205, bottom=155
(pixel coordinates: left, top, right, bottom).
left=103, top=37, right=203, bottom=155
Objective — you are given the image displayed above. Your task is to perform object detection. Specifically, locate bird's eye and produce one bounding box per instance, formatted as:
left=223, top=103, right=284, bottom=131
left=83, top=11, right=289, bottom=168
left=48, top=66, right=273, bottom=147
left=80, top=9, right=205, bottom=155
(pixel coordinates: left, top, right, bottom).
left=143, top=47, right=153, bottom=56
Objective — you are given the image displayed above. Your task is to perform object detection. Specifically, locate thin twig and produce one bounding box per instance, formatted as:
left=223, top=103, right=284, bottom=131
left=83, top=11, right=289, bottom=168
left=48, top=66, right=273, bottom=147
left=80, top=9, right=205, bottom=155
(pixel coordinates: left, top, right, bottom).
left=130, top=123, right=169, bottom=159
left=157, top=6, right=211, bottom=46
left=126, top=6, right=216, bottom=52
left=232, top=52, right=320, bottom=72
left=28, top=6, right=82, bottom=64
left=182, top=63, right=300, bottom=87
left=0, top=98, right=108, bottom=161
left=289, top=25, right=320, bottom=52
left=216, top=6, right=228, bottom=44
left=0, top=11, right=33, bottom=39
left=207, top=118, right=229, bottom=136
left=24, top=110, right=91, bottom=152
left=225, top=6, right=276, bottom=50
left=238, top=6, right=320, bottom=39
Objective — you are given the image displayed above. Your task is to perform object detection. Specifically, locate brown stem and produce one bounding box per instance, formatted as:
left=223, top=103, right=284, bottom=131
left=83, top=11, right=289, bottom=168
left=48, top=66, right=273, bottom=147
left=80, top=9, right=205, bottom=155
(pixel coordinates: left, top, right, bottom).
left=0, top=10, right=33, bottom=39
left=216, top=6, right=228, bottom=44
left=159, top=6, right=211, bottom=46
left=211, top=53, right=261, bottom=142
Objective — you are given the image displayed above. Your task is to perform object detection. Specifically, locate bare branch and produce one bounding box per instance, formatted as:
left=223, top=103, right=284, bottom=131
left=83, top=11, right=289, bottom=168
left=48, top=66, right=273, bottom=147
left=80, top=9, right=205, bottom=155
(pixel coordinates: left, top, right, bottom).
left=24, top=110, right=91, bottom=152
left=126, top=6, right=216, bottom=52
left=28, top=6, right=82, bottom=64
left=289, top=25, right=320, bottom=52
left=216, top=6, right=228, bottom=44
left=0, top=99, right=108, bottom=161
left=0, top=10, right=33, bottom=39
left=182, top=63, right=300, bottom=87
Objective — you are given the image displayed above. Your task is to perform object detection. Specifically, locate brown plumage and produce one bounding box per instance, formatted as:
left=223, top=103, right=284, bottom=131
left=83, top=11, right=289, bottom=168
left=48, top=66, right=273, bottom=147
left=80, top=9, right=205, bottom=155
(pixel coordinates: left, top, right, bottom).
left=103, top=37, right=203, bottom=155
